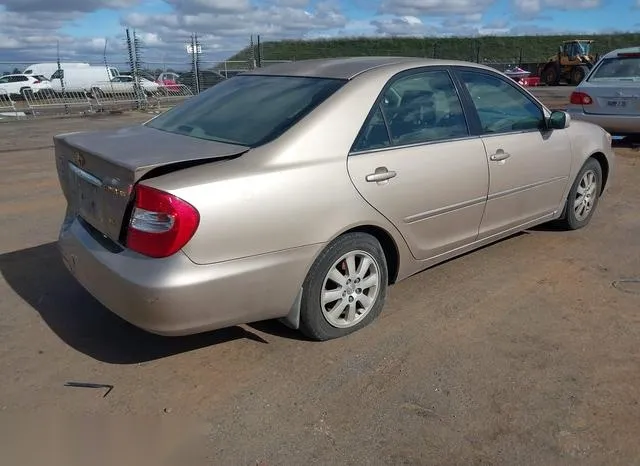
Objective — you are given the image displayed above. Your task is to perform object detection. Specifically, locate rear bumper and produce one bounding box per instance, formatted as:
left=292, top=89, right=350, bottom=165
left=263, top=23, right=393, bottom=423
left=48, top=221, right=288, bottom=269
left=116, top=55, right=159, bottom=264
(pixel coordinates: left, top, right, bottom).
left=567, top=106, right=640, bottom=135
left=58, top=215, right=320, bottom=336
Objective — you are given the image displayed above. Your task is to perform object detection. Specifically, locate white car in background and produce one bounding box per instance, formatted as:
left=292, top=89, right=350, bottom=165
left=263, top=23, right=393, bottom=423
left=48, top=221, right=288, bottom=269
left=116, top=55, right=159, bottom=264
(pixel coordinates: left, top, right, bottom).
left=0, top=74, right=53, bottom=98
left=90, top=75, right=160, bottom=97
left=567, top=46, right=640, bottom=138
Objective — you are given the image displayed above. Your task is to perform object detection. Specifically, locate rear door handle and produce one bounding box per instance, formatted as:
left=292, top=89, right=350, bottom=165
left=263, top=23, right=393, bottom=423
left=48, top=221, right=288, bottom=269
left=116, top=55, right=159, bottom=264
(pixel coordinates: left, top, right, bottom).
left=366, top=167, right=397, bottom=182
left=489, top=150, right=511, bottom=162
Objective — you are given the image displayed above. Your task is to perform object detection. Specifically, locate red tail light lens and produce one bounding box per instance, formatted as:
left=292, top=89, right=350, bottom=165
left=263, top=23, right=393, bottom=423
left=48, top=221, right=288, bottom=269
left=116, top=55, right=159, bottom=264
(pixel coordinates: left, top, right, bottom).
left=126, top=184, right=200, bottom=258
left=33, top=80, right=41, bottom=84
left=570, top=91, right=593, bottom=105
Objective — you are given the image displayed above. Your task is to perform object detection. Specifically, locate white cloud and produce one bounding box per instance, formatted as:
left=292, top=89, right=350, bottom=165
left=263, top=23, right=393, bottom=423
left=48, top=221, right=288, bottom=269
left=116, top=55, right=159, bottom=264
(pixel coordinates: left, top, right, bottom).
left=512, top=0, right=601, bottom=17
left=371, top=16, right=426, bottom=36
left=1, top=0, right=140, bottom=13
left=379, top=0, right=496, bottom=16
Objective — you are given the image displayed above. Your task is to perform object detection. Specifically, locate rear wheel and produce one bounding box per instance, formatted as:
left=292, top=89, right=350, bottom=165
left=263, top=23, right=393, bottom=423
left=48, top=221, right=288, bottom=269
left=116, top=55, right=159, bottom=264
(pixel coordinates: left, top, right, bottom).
left=557, top=158, right=602, bottom=230
left=542, top=65, right=560, bottom=86
left=298, top=232, right=388, bottom=341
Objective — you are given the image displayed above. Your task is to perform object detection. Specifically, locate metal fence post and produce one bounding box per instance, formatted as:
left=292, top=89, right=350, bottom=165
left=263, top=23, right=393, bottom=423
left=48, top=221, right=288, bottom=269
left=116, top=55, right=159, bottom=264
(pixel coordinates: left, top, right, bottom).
left=56, top=41, right=69, bottom=116
left=192, top=34, right=200, bottom=94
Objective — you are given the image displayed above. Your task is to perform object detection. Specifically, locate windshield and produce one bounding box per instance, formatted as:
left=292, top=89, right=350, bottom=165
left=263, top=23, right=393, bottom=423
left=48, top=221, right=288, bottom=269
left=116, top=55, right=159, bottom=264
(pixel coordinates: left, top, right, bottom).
left=578, top=41, right=591, bottom=55
left=589, top=56, right=640, bottom=82
left=145, top=75, right=346, bottom=147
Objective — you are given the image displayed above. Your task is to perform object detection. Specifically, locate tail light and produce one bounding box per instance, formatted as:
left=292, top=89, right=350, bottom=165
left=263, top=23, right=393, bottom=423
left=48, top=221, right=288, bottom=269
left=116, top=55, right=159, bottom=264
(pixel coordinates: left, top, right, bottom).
left=32, top=80, right=41, bottom=84
left=570, top=91, right=593, bottom=105
left=126, top=184, right=200, bottom=258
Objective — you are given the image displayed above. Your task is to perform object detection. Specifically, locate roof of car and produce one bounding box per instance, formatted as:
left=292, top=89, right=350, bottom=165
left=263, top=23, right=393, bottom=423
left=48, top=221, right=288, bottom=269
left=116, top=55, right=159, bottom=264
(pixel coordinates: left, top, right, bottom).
left=603, top=46, right=640, bottom=58
left=242, top=56, right=482, bottom=80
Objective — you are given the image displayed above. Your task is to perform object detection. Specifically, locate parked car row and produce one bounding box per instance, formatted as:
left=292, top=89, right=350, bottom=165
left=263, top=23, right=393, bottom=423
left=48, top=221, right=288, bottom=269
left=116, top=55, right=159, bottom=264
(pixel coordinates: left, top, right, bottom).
left=0, top=73, right=188, bottom=99
left=3, top=61, right=251, bottom=98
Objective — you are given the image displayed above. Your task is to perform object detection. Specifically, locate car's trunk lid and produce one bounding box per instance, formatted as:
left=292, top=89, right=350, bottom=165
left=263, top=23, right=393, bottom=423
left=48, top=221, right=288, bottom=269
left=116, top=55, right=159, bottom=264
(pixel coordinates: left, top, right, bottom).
left=582, top=81, right=640, bottom=116
left=54, top=124, right=249, bottom=243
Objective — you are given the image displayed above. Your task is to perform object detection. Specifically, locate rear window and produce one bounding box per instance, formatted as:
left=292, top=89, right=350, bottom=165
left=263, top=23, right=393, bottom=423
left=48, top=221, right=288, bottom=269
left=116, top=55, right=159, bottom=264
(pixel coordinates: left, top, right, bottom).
left=145, top=75, right=346, bottom=147
left=589, top=56, right=640, bottom=82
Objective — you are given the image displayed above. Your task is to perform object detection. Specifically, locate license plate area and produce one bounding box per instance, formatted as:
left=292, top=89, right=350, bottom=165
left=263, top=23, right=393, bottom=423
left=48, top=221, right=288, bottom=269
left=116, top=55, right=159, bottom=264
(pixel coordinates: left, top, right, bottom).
left=607, top=100, right=627, bottom=108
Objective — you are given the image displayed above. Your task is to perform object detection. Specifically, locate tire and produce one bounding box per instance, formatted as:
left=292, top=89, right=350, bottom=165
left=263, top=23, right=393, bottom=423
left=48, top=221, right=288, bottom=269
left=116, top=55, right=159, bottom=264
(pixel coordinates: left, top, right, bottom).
left=298, top=232, right=388, bottom=341
left=571, top=65, right=589, bottom=85
left=542, top=65, right=560, bottom=86
left=557, top=158, right=602, bottom=230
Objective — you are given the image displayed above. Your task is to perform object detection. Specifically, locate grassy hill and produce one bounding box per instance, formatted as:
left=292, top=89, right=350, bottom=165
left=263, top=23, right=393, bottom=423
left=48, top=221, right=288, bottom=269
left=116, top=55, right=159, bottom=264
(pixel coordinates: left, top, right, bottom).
left=225, top=33, right=640, bottom=67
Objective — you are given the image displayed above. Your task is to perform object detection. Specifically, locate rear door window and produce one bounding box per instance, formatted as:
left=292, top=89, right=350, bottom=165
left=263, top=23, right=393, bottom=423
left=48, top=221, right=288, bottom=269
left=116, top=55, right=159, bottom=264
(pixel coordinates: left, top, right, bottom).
left=352, top=69, right=469, bottom=152
left=382, top=70, right=469, bottom=145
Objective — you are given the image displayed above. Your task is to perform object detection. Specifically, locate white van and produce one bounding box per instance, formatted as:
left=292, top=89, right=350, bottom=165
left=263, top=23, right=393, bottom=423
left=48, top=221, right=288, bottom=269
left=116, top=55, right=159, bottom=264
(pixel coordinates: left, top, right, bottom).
left=50, top=66, right=120, bottom=93
left=23, top=63, right=90, bottom=79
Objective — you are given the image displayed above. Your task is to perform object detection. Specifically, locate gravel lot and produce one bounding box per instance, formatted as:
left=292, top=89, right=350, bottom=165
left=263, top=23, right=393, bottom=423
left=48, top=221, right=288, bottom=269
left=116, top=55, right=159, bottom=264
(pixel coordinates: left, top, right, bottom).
left=1, top=88, right=639, bottom=465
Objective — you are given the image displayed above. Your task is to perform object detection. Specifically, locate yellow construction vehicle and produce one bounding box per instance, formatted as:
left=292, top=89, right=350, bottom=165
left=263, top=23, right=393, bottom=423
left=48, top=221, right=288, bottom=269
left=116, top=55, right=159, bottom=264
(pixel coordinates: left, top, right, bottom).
left=538, top=40, right=598, bottom=86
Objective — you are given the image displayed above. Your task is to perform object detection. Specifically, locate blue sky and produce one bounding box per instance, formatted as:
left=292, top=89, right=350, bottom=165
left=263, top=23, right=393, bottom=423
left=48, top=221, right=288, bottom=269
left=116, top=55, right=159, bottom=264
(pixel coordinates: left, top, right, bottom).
left=59, top=0, right=640, bottom=37
left=0, top=0, right=639, bottom=64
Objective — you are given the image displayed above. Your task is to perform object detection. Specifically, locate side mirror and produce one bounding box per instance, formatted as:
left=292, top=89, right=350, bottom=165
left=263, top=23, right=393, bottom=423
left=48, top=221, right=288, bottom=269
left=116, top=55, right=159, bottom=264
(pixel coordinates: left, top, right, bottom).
left=547, top=110, right=571, bottom=130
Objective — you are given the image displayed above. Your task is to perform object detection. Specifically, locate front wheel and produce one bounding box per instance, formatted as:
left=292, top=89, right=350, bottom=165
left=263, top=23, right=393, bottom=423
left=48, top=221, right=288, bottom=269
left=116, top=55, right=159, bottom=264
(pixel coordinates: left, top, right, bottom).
left=298, top=232, right=388, bottom=341
left=571, top=65, right=589, bottom=85
left=557, top=158, right=602, bottom=230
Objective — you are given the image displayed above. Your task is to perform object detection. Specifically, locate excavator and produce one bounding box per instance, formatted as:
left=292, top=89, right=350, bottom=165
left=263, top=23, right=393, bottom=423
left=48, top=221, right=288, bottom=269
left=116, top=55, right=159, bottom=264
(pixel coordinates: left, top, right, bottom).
left=538, top=40, right=598, bottom=86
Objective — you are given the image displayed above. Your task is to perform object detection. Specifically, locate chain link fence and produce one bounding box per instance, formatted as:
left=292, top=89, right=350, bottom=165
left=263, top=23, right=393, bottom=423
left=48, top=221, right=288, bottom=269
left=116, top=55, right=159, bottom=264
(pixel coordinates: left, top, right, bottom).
left=3, top=32, right=636, bottom=121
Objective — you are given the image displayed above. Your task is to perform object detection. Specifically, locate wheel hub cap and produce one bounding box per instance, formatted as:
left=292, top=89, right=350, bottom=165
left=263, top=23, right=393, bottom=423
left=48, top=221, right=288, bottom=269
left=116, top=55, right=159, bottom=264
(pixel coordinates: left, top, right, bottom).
left=320, top=250, right=381, bottom=329
left=573, top=169, right=597, bottom=222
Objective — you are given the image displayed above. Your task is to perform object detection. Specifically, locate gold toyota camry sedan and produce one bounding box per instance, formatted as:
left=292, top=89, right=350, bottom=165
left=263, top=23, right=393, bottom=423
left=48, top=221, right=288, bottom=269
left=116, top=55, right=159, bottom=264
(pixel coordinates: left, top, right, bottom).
left=55, top=57, right=615, bottom=341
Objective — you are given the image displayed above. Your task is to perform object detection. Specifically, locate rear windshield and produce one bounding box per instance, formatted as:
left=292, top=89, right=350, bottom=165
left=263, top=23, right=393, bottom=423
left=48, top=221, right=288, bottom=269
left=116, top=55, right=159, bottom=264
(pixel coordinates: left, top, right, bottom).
left=145, top=75, right=346, bottom=147
left=589, top=56, right=640, bottom=82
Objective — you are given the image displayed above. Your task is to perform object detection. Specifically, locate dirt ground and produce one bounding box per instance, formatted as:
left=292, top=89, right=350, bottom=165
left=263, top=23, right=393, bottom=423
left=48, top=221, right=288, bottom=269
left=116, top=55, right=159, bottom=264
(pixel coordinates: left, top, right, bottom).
left=1, top=89, right=639, bottom=465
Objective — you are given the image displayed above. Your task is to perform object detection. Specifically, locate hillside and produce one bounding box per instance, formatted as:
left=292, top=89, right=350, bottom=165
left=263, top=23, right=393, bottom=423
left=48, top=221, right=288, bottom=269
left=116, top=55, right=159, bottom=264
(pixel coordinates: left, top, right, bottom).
left=226, top=33, right=640, bottom=67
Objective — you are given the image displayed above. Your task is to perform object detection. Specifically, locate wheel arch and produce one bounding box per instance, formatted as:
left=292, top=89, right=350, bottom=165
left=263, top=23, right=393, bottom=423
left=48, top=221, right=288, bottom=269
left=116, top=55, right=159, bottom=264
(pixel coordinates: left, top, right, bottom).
left=588, top=151, right=609, bottom=194
left=340, top=224, right=401, bottom=285
left=280, top=223, right=402, bottom=331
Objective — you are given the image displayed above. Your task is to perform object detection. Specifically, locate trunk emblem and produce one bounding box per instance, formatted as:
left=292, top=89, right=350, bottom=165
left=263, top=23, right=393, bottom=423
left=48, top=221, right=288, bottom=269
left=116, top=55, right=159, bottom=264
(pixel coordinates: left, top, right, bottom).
left=103, top=177, right=131, bottom=198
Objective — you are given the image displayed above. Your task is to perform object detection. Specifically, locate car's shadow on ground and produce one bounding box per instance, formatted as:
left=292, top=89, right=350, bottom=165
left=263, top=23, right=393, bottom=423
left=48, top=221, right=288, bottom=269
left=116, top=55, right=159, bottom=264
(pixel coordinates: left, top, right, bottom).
left=0, top=242, right=286, bottom=365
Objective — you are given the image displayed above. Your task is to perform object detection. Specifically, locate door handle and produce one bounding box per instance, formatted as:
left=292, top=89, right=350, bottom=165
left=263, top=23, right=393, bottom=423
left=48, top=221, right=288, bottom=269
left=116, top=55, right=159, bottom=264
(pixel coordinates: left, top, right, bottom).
left=489, top=150, right=511, bottom=162
left=366, top=167, right=397, bottom=183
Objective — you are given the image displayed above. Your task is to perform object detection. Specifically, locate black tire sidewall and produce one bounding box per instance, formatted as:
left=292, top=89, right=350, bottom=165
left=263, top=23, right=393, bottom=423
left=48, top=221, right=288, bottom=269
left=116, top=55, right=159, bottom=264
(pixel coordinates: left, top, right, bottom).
left=299, top=232, right=388, bottom=341
left=572, top=66, right=587, bottom=85
left=544, top=66, right=558, bottom=85
left=564, top=158, right=602, bottom=230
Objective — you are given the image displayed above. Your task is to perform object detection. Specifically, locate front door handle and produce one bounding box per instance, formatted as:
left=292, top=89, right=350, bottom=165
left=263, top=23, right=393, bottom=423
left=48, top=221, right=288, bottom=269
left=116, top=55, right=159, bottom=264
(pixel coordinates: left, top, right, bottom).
left=366, top=167, right=397, bottom=183
left=489, top=150, right=511, bottom=162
